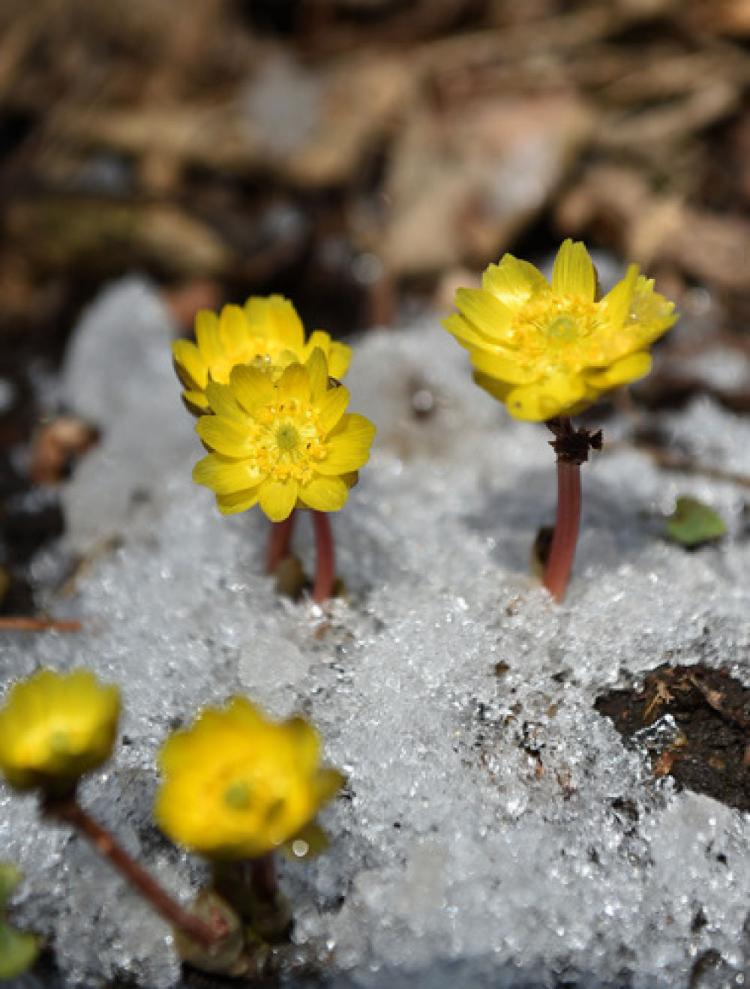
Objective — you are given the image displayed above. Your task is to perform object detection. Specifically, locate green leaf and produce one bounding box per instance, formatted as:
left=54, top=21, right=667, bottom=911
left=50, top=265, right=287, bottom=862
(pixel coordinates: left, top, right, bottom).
left=665, top=496, right=727, bottom=548
left=0, top=920, right=39, bottom=980
left=0, top=864, right=21, bottom=909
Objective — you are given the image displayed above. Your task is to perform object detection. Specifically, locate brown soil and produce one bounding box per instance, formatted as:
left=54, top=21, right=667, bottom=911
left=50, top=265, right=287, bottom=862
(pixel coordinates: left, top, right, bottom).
left=595, top=664, right=750, bottom=813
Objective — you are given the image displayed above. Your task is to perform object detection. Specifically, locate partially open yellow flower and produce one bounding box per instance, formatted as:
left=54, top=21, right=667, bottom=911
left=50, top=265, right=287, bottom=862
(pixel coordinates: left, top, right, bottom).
left=0, top=669, right=120, bottom=793
left=443, top=239, right=677, bottom=421
left=173, top=295, right=352, bottom=415
left=192, top=348, right=376, bottom=522
left=154, top=698, right=343, bottom=860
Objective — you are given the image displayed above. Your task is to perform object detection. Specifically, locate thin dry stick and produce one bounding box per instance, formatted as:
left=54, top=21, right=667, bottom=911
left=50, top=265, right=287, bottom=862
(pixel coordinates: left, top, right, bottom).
left=0, top=617, right=82, bottom=632
left=46, top=798, right=224, bottom=950
left=312, top=511, right=335, bottom=603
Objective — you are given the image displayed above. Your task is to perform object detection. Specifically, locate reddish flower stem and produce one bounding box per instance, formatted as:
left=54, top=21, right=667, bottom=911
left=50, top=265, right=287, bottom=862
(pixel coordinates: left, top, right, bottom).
left=266, top=512, right=297, bottom=574
left=46, top=797, right=224, bottom=949
left=543, top=453, right=582, bottom=603
left=312, top=511, right=335, bottom=603
left=249, top=852, right=278, bottom=905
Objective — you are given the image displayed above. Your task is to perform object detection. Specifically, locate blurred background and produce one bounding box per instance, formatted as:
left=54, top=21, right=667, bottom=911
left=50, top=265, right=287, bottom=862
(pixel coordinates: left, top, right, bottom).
left=1, top=0, right=750, bottom=613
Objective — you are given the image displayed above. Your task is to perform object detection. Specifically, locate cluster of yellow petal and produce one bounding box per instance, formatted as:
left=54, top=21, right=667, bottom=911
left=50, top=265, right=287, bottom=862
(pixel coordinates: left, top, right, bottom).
left=173, top=295, right=352, bottom=415
left=154, top=698, right=342, bottom=860
left=192, top=348, right=376, bottom=522
left=444, top=240, right=677, bottom=421
left=0, top=669, right=120, bottom=793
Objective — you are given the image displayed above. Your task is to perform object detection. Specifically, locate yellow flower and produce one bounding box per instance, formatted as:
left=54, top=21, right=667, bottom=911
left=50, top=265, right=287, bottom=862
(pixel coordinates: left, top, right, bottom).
left=0, top=669, right=120, bottom=793
left=154, top=698, right=343, bottom=860
left=192, top=348, right=376, bottom=522
left=443, top=239, right=677, bottom=421
left=173, top=295, right=352, bottom=415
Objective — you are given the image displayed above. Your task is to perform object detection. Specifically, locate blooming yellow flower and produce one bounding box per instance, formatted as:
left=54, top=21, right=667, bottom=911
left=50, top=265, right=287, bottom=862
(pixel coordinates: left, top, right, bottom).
left=443, top=239, right=677, bottom=421
left=0, top=669, right=120, bottom=793
left=154, top=698, right=343, bottom=860
left=192, top=348, right=376, bottom=522
left=173, top=295, right=352, bottom=415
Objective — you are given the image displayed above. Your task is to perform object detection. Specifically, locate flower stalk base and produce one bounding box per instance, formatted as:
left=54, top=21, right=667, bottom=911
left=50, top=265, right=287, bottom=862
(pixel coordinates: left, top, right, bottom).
left=212, top=854, right=291, bottom=944
left=266, top=513, right=297, bottom=574
left=312, top=511, right=335, bottom=603
left=542, top=417, right=602, bottom=603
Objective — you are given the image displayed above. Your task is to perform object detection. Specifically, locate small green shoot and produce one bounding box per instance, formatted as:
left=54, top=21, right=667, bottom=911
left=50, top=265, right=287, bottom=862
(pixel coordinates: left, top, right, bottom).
left=0, top=863, right=39, bottom=981
left=665, top=496, right=727, bottom=548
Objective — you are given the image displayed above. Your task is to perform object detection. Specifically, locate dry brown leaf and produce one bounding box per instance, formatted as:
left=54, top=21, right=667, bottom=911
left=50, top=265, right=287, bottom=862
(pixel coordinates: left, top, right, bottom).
left=380, top=92, right=591, bottom=276
left=558, top=165, right=750, bottom=292
left=7, top=199, right=231, bottom=276
left=30, top=416, right=98, bottom=486
left=50, top=51, right=413, bottom=189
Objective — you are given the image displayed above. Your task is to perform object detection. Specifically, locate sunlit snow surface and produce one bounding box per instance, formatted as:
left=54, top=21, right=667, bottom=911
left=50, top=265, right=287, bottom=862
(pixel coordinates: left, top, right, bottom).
left=2, top=279, right=750, bottom=988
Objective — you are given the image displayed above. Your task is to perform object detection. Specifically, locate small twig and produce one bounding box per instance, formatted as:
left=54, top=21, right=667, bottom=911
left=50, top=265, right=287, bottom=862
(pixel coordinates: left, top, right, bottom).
left=0, top=617, right=82, bottom=632
left=45, top=797, right=224, bottom=950
left=632, top=443, right=750, bottom=489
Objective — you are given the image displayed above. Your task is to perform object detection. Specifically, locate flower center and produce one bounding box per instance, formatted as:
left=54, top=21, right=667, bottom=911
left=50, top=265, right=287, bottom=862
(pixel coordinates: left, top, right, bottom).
left=49, top=731, right=70, bottom=755
left=275, top=423, right=299, bottom=451
left=224, top=780, right=253, bottom=810
left=511, top=294, right=606, bottom=371
left=251, top=398, right=327, bottom=484
left=545, top=315, right=578, bottom=341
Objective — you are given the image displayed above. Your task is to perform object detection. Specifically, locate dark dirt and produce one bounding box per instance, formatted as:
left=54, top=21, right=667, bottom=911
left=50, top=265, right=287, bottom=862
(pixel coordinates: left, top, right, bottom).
left=596, top=664, right=750, bottom=813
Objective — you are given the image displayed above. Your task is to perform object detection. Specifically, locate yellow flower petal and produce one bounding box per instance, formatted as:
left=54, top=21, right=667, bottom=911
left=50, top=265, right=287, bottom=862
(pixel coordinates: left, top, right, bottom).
left=551, top=239, right=596, bottom=300
left=318, top=414, right=375, bottom=475
left=314, top=767, right=345, bottom=804
left=195, top=310, right=223, bottom=363
left=601, top=262, right=639, bottom=329
left=268, top=296, right=305, bottom=352
left=316, top=384, right=350, bottom=433
left=193, top=455, right=264, bottom=495
left=584, top=351, right=652, bottom=389
left=259, top=478, right=298, bottom=521
left=469, top=346, right=539, bottom=385
left=305, top=347, right=329, bottom=400
left=217, top=488, right=260, bottom=515
left=473, top=372, right=513, bottom=404
left=182, top=389, right=210, bottom=415
left=218, top=304, right=247, bottom=351
left=443, top=313, right=508, bottom=351
left=204, top=381, right=245, bottom=421
left=172, top=340, right=208, bottom=390
left=505, top=373, right=586, bottom=421
left=229, top=364, right=276, bottom=412
left=482, top=254, right=548, bottom=309
left=327, top=340, right=352, bottom=380
left=196, top=416, right=253, bottom=458
left=283, top=717, right=321, bottom=772
left=454, top=288, right=514, bottom=341
left=278, top=362, right=310, bottom=402
left=298, top=475, right=349, bottom=512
